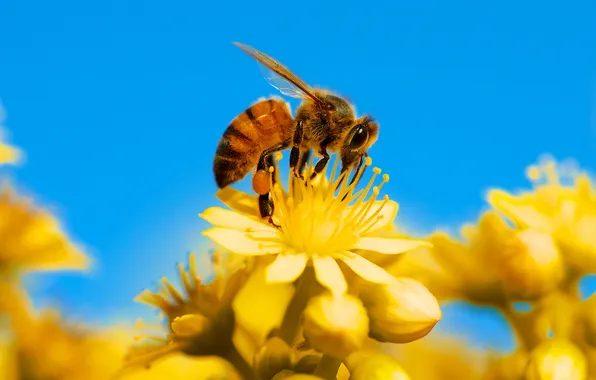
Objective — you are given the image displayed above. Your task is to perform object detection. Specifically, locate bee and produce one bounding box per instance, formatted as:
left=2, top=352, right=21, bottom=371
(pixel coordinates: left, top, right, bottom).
left=213, top=42, right=379, bottom=224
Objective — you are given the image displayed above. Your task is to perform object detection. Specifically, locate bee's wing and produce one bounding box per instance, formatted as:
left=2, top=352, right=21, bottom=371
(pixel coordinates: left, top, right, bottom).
left=234, top=42, right=326, bottom=106
left=259, top=64, right=312, bottom=99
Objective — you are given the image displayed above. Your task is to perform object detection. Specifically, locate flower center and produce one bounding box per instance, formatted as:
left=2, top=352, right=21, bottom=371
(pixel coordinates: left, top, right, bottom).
left=268, top=153, right=390, bottom=257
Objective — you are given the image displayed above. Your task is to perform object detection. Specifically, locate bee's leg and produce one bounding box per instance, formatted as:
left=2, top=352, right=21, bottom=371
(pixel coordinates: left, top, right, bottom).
left=340, top=154, right=367, bottom=201
left=257, top=138, right=292, bottom=173
left=348, top=153, right=367, bottom=187
left=289, top=120, right=304, bottom=180
left=257, top=139, right=291, bottom=228
left=309, top=140, right=331, bottom=181
left=297, top=149, right=311, bottom=177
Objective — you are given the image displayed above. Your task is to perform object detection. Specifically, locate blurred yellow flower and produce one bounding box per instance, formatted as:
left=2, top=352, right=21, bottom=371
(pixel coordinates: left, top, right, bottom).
left=488, top=156, right=596, bottom=273
left=526, top=339, right=587, bottom=380
left=394, top=208, right=567, bottom=304
left=393, top=211, right=509, bottom=304
left=127, top=251, right=249, bottom=371
left=200, top=154, right=430, bottom=296
left=7, top=307, right=130, bottom=380
left=0, top=183, right=90, bottom=276
left=498, top=228, right=564, bottom=300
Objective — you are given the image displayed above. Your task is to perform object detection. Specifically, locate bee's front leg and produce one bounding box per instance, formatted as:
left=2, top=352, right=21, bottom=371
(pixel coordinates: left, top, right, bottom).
left=289, top=121, right=305, bottom=180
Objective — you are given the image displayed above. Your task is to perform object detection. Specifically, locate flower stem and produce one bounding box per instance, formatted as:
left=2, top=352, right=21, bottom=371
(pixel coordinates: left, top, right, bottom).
left=313, top=354, right=342, bottom=380
left=279, top=267, right=314, bottom=345
left=226, top=345, right=258, bottom=380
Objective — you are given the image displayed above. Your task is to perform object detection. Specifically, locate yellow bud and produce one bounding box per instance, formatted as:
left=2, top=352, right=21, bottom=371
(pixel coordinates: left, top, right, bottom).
left=253, top=337, right=293, bottom=380
left=499, top=229, right=564, bottom=300
left=171, top=314, right=210, bottom=338
left=302, top=294, right=369, bottom=359
left=347, top=353, right=410, bottom=380
left=526, top=339, right=587, bottom=380
left=359, top=277, right=441, bottom=343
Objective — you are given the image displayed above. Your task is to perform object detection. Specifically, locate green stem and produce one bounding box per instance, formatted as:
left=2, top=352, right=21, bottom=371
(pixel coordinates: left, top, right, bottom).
left=313, top=354, right=342, bottom=380
left=279, top=267, right=314, bottom=345
left=226, top=345, right=259, bottom=380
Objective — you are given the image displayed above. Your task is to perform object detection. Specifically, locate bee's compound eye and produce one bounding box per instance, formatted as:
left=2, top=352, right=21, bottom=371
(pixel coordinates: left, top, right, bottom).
left=252, top=170, right=271, bottom=195
left=349, top=125, right=369, bottom=150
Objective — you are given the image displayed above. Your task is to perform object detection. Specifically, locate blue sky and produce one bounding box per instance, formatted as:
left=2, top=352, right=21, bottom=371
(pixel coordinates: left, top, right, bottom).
left=1, top=0, right=595, bottom=352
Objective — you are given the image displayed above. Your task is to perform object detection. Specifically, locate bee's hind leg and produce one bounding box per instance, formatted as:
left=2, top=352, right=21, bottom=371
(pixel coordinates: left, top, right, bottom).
left=258, top=154, right=281, bottom=228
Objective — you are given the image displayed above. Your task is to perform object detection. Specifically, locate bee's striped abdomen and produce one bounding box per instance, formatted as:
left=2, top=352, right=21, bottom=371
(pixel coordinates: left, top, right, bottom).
left=213, top=97, right=293, bottom=188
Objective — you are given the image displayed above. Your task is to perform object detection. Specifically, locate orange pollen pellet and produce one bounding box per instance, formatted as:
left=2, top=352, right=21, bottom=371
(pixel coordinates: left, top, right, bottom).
left=252, top=170, right=271, bottom=195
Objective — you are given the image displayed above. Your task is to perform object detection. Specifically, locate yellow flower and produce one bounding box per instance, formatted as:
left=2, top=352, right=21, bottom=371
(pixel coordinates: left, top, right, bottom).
left=498, top=228, right=564, bottom=300
left=200, top=154, right=430, bottom=296
left=359, top=277, right=441, bottom=343
left=525, top=339, right=587, bottom=380
left=126, top=251, right=249, bottom=370
left=7, top=307, right=130, bottom=380
left=393, top=211, right=509, bottom=304
left=394, top=209, right=565, bottom=304
left=0, top=183, right=90, bottom=277
left=488, top=156, right=596, bottom=273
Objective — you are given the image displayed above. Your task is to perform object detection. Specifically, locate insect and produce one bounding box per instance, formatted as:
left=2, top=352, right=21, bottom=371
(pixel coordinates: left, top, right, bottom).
left=213, top=42, right=379, bottom=224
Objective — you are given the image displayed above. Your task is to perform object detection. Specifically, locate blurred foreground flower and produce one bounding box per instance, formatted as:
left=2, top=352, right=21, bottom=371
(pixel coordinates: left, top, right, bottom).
left=0, top=183, right=90, bottom=278
left=200, top=154, right=430, bottom=297
left=0, top=283, right=129, bottom=380
left=123, top=250, right=252, bottom=377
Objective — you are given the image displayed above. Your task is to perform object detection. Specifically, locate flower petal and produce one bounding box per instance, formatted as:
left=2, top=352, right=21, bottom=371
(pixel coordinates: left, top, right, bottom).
left=354, top=237, right=431, bottom=254
left=313, top=256, right=347, bottom=295
left=356, top=200, right=399, bottom=234
left=233, top=263, right=294, bottom=345
left=202, top=228, right=284, bottom=255
left=266, top=253, right=308, bottom=284
left=340, top=252, right=396, bottom=285
left=199, top=206, right=277, bottom=233
left=216, top=187, right=259, bottom=217
left=487, top=189, right=554, bottom=232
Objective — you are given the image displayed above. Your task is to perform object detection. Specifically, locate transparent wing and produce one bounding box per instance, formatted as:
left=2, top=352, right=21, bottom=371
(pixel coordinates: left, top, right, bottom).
left=234, top=42, right=325, bottom=105
left=257, top=62, right=311, bottom=99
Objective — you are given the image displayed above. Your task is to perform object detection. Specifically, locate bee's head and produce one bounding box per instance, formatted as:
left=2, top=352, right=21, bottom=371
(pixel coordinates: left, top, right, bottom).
left=340, top=115, right=379, bottom=171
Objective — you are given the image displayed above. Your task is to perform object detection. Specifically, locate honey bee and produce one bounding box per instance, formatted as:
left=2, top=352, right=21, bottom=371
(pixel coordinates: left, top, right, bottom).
left=213, top=42, right=379, bottom=223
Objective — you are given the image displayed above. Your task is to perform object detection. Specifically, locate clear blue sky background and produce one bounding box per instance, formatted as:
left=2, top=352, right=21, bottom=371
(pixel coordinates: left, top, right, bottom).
left=1, top=0, right=595, bottom=353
